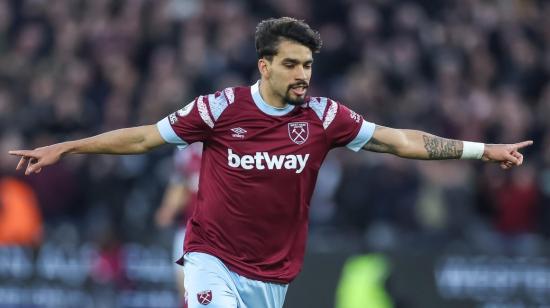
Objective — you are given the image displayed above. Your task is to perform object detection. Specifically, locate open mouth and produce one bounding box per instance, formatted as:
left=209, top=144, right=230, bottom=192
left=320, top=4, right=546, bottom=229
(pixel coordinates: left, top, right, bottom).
left=289, top=84, right=308, bottom=96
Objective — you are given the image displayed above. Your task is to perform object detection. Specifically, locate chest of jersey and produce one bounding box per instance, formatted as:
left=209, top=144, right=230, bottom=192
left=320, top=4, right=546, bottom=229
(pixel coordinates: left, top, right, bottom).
left=209, top=107, right=327, bottom=174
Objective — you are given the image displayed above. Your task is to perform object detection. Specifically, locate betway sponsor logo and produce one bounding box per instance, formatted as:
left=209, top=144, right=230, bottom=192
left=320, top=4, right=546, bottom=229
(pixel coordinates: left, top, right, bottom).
left=227, top=149, right=310, bottom=174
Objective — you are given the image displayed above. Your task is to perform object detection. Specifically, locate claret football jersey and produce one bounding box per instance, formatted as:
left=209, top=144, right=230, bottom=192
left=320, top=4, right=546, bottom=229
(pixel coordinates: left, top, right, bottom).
left=156, top=81, right=375, bottom=283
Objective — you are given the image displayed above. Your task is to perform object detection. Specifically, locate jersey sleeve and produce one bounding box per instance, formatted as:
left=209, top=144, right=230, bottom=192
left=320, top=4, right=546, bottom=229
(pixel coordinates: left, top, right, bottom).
left=156, top=96, right=214, bottom=149
left=323, top=100, right=376, bottom=151
left=157, top=89, right=235, bottom=149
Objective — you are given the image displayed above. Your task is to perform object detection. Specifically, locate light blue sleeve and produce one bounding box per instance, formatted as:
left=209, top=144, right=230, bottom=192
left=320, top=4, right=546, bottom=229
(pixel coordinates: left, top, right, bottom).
left=156, top=117, right=189, bottom=149
left=346, top=120, right=376, bottom=152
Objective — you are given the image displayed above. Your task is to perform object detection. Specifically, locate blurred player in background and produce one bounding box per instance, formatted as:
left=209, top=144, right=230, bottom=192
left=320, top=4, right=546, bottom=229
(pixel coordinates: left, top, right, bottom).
left=9, top=17, right=533, bottom=308
left=0, top=131, right=42, bottom=246
left=155, top=142, right=202, bottom=306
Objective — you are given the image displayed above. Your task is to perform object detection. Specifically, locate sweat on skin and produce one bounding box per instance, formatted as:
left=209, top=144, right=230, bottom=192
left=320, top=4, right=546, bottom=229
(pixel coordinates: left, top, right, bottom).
left=227, top=149, right=310, bottom=174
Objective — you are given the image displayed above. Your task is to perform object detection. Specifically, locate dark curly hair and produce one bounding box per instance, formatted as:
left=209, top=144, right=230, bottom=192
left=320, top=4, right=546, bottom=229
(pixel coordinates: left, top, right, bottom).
left=254, top=17, right=322, bottom=60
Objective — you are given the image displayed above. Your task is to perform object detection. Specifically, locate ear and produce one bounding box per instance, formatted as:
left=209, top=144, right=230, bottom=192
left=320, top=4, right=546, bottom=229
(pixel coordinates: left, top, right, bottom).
left=258, top=58, right=270, bottom=78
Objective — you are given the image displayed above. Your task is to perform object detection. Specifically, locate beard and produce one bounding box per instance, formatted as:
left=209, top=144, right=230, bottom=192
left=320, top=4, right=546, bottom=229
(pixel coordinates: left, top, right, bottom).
left=285, top=93, right=306, bottom=105
left=284, top=82, right=309, bottom=106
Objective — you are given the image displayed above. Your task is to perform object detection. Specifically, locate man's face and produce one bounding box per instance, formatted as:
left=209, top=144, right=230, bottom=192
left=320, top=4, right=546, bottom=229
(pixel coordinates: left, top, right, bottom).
left=262, top=40, right=313, bottom=105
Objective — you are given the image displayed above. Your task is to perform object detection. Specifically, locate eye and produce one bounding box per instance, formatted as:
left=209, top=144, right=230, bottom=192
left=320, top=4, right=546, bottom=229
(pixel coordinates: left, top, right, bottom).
left=283, top=63, right=294, bottom=68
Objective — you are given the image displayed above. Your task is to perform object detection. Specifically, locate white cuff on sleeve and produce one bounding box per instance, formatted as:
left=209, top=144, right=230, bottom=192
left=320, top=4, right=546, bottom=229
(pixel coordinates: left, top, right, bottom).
left=346, top=120, right=376, bottom=152
left=156, top=117, right=188, bottom=148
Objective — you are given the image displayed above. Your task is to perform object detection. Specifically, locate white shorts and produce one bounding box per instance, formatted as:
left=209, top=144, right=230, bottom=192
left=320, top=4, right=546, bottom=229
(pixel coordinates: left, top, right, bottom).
left=183, top=252, right=288, bottom=308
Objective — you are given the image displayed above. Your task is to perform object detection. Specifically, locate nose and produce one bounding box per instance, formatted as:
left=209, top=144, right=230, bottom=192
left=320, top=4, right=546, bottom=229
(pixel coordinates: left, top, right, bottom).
left=295, top=66, right=307, bottom=81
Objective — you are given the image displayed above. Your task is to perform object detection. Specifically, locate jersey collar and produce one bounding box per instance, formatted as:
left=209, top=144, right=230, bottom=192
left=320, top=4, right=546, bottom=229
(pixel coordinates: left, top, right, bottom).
left=251, top=80, right=295, bottom=116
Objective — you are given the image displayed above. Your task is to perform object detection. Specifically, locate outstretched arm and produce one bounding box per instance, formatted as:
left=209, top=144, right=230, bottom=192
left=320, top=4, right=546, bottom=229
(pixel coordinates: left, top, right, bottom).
left=9, top=125, right=166, bottom=175
left=363, top=125, right=533, bottom=169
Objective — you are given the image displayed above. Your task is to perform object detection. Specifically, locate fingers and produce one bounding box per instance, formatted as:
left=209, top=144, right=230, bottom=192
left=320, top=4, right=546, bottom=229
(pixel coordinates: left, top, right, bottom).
left=16, top=157, right=28, bottom=170
left=9, top=149, right=45, bottom=175
left=24, top=158, right=44, bottom=175
left=17, top=156, right=42, bottom=174
left=8, top=150, right=38, bottom=158
left=11, top=150, right=37, bottom=173
left=504, top=153, right=519, bottom=165
left=500, top=162, right=512, bottom=170
left=31, top=162, right=45, bottom=175
left=25, top=158, right=34, bottom=175
left=499, top=151, right=524, bottom=170
left=512, top=140, right=533, bottom=150
left=511, top=151, right=523, bottom=165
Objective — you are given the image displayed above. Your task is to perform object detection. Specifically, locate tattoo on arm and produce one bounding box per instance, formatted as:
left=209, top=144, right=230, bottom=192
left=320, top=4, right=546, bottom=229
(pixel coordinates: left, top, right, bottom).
left=422, top=135, right=462, bottom=159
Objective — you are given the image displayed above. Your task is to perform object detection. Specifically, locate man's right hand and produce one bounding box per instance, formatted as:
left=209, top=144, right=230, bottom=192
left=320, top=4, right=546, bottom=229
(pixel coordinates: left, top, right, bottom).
left=9, top=143, right=67, bottom=175
left=8, top=125, right=168, bottom=176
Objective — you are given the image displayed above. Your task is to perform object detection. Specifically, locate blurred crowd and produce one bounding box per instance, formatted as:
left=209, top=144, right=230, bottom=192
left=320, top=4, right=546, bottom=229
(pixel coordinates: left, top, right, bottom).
left=0, top=0, right=548, bottom=255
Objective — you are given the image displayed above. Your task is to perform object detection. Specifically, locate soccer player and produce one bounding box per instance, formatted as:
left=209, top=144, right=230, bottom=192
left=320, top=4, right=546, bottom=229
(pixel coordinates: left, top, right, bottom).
left=9, top=17, right=532, bottom=308
left=155, top=142, right=202, bottom=306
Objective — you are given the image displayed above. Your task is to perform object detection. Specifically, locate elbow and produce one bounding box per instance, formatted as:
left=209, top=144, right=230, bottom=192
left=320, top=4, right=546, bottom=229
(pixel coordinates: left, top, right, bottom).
left=139, top=139, right=158, bottom=152
left=137, top=143, right=152, bottom=153
left=138, top=125, right=163, bottom=152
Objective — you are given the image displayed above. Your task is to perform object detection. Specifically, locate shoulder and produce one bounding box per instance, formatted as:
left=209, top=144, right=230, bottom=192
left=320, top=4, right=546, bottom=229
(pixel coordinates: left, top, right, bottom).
left=205, top=87, right=237, bottom=119
left=197, top=86, right=248, bottom=128
left=304, top=96, right=340, bottom=129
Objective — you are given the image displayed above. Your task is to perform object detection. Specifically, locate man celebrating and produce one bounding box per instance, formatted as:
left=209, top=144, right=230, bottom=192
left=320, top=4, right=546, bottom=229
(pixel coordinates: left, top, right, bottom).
left=9, top=17, right=532, bottom=308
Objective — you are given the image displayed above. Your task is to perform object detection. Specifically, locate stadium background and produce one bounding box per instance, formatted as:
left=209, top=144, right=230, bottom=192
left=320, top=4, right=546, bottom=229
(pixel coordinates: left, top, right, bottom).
left=0, top=0, right=549, bottom=307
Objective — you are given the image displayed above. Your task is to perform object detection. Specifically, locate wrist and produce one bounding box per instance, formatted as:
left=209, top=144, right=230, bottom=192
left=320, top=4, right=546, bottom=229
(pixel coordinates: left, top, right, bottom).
left=60, top=141, right=78, bottom=155
left=461, top=141, right=485, bottom=159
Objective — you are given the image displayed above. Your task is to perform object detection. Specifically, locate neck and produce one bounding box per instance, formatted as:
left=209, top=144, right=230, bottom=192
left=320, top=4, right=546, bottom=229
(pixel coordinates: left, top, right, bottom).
left=259, top=79, right=287, bottom=109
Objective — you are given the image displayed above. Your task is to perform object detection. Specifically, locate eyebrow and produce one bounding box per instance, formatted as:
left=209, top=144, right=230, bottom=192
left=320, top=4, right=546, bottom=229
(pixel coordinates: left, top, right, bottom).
left=281, top=58, right=314, bottom=65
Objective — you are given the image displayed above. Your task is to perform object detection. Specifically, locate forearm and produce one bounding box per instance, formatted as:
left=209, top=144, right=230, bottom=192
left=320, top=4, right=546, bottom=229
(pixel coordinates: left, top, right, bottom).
left=363, top=125, right=532, bottom=169
left=364, top=126, right=467, bottom=160
left=398, top=130, right=463, bottom=160
left=63, top=125, right=165, bottom=155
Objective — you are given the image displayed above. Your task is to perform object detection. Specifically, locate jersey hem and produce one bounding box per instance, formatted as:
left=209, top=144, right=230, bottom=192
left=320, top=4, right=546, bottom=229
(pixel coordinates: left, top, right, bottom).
left=181, top=246, right=295, bottom=284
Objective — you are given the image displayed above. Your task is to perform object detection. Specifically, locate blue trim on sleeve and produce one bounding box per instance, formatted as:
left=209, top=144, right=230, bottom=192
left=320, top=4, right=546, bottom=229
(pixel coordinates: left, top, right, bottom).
left=309, top=97, right=328, bottom=121
left=156, top=117, right=189, bottom=148
left=346, top=120, right=376, bottom=152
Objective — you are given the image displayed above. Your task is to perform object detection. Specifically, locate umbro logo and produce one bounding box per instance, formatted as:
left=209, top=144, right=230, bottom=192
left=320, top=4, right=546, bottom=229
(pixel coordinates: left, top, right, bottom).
left=231, top=127, right=247, bottom=139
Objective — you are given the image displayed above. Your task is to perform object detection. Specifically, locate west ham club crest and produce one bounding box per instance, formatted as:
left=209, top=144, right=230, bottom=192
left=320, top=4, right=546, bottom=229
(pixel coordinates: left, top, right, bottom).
left=197, top=290, right=213, bottom=305
left=288, top=122, right=309, bottom=145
